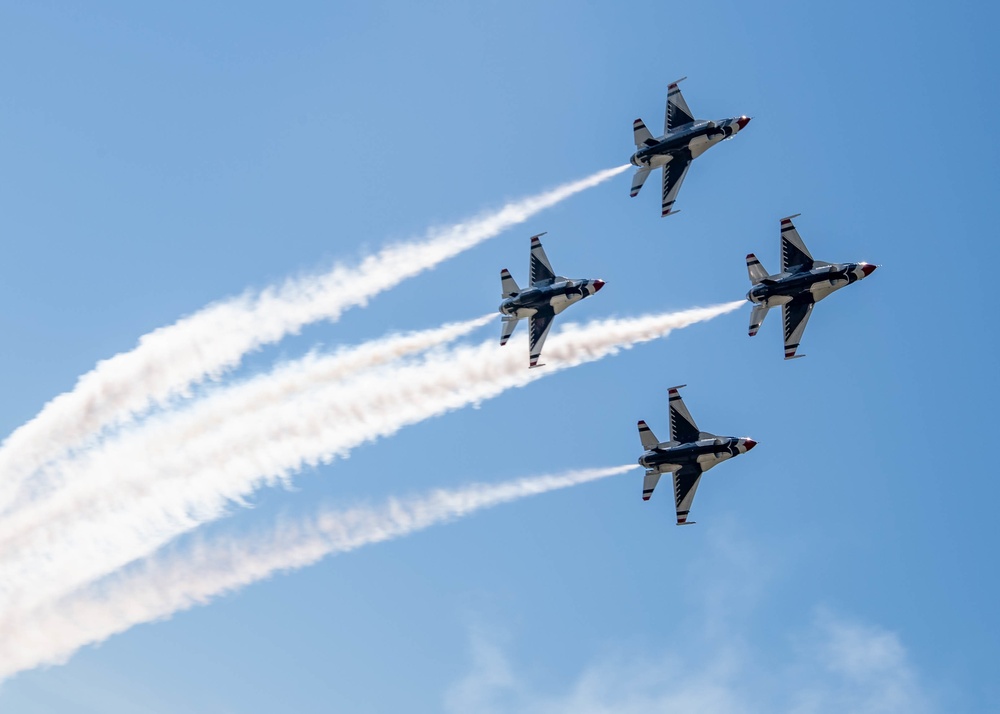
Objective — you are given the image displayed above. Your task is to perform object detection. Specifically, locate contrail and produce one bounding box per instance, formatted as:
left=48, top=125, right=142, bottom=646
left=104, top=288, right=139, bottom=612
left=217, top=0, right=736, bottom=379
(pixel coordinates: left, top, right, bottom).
left=0, top=464, right=634, bottom=678
left=0, top=301, right=742, bottom=620
left=0, top=313, right=494, bottom=538
left=0, top=165, right=628, bottom=514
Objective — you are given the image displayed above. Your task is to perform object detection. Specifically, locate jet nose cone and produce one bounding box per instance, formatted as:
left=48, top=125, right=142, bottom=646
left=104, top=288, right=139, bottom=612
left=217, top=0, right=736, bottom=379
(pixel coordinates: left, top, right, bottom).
left=737, top=115, right=752, bottom=130
left=744, top=438, right=757, bottom=451
left=861, top=263, right=878, bottom=277
left=592, top=279, right=606, bottom=293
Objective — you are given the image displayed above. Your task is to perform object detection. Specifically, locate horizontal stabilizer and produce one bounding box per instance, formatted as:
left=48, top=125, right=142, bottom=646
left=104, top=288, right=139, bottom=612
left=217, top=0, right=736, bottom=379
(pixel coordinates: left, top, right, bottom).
left=745, top=253, right=768, bottom=285
left=500, top=317, right=519, bottom=346
left=633, top=119, right=657, bottom=148
left=642, top=470, right=661, bottom=501
left=748, top=304, right=769, bottom=337
left=500, top=268, right=521, bottom=299
left=675, top=521, right=697, bottom=526
left=637, top=420, right=660, bottom=450
left=630, top=167, right=652, bottom=198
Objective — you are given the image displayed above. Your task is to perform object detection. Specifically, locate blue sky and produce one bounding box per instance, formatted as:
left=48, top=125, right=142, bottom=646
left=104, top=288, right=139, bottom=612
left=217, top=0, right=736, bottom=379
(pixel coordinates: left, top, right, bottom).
left=0, top=1, right=997, bottom=711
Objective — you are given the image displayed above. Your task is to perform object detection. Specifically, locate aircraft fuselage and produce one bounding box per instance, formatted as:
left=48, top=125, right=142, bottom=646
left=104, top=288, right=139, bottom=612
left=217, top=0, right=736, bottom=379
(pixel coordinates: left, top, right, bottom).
left=630, top=116, right=748, bottom=168
left=499, top=278, right=604, bottom=320
left=747, top=262, right=875, bottom=309
left=638, top=436, right=754, bottom=474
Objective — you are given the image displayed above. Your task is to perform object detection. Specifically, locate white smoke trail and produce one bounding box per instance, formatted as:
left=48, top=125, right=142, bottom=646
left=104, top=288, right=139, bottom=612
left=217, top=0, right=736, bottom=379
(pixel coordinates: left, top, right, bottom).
left=0, top=313, right=493, bottom=550
left=0, top=301, right=742, bottom=623
left=0, top=464, right=633, bottom=678
left=0, top=165, right=628, bottom=513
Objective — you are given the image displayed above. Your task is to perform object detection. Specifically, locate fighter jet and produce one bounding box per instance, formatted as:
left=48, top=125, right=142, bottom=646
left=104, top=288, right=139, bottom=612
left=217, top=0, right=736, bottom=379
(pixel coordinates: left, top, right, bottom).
left=629, top=77, right=751, bottom=217
left=499, top=233, right=605, bottom=368
left=746, top=214, right=878, bottom=360
left=637, top=385, right=756, bottom=526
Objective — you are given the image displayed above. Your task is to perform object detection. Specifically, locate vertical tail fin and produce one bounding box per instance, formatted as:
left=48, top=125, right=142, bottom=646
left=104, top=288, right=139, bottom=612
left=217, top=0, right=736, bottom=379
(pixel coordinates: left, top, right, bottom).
left=746, top=253, right=769, bottom=285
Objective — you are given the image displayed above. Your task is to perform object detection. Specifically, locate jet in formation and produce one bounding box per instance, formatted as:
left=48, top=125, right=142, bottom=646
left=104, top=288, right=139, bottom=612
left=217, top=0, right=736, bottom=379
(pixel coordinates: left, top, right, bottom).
left=637, top=386, right=756, bottom=526
left=746, top=215, right=878, bottom=359
left=629, top=77, right=751, bottom=217
left=499, top=233, right=605, bottom=368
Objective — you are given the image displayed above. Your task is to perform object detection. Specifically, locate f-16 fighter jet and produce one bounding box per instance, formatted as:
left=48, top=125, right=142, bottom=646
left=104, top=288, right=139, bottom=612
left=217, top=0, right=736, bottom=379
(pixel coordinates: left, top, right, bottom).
left=746, top=214, right=878, bottom=360
left=499, top=233, right=605, bottom=368
left=637, top=385, right=756, bottom=526
left=630, top=77, right=751, bottom=217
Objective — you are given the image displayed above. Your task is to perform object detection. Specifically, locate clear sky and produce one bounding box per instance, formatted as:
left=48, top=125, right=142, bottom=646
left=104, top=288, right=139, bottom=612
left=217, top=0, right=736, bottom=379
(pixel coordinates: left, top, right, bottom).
left=1, top=1, right=997, bottom=711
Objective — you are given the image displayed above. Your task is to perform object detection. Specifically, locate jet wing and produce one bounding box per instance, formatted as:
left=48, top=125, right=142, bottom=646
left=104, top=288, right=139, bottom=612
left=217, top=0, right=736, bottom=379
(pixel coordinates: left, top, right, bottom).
left=664, top=77, right=695, bottom=133
left=672, top=465, right=703, bottom=525
left=782, top=301, right=814, bottom=360
left=529, top=233, right=557, bottom=285
left=528, top=308, right=555, bottom=368
left=661, top=153, right=692, bottom=217
left=779, top=214, right=815, bottom=272
left=668, top=386, right=700, bottom=444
